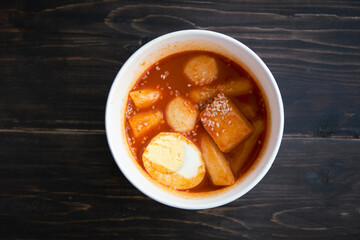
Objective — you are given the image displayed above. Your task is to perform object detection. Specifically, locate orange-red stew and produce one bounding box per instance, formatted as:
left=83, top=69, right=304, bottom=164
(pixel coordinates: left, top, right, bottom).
left=125, top=50, right=268, bottom=193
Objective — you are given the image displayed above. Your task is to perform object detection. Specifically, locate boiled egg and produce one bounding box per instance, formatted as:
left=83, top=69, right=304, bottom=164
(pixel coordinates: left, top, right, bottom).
left=142, top=132, right=206, bottom=190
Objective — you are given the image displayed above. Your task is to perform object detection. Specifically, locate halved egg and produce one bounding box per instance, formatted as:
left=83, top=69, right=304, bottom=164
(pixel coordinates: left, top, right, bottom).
left=142, top=132, right=206, bottom=190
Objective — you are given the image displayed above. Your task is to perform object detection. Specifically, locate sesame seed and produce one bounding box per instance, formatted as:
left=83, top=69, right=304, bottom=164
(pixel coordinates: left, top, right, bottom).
left=161, top=71, right=169, bottom=79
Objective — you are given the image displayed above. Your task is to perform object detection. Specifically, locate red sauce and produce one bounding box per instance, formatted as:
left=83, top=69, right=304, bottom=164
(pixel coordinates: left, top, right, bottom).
left=125, top=51, right=268, bottom=193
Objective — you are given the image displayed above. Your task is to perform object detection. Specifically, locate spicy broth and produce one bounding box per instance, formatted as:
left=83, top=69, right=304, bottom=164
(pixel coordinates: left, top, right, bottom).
left=125, top=51, right=268, bottom=193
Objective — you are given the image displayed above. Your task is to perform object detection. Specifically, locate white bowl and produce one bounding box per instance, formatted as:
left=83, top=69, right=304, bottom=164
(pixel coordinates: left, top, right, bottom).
left=105, top=30, right=284, bottom=209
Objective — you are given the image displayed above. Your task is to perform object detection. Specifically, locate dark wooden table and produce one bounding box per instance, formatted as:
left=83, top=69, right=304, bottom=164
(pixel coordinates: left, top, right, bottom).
left=1, top=1, right=359, bottom=239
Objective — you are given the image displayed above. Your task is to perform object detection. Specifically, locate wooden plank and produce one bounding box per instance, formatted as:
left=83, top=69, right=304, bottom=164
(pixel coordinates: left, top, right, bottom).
left=0, top=1, right=359, bottom=238
left=0, top=132, right=359, bottom=239
left=0, top=1, right=359, bottom=137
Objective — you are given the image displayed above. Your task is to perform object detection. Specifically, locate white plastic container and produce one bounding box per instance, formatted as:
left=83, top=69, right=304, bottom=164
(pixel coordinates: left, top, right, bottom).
left=105, top=30, right=284, bottom=209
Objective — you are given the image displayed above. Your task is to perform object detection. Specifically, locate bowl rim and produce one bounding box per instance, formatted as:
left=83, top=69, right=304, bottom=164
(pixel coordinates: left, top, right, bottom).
left=105, top=29, right=284, bottom=209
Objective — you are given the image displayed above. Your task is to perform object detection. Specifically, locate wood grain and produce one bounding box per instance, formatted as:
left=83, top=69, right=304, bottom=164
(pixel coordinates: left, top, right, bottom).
left=0, top=0, right=360, bottom=239
left=0, top=0, right=359, bottom=137
left=0, top=132, right=359, bottom=239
